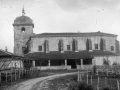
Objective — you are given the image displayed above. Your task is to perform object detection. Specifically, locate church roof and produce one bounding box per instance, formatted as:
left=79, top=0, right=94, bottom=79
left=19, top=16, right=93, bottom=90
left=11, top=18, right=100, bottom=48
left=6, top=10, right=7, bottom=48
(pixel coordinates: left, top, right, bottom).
left=31, top=31, right=117, bottom=38
left=13, top=15, right=34, bottom=27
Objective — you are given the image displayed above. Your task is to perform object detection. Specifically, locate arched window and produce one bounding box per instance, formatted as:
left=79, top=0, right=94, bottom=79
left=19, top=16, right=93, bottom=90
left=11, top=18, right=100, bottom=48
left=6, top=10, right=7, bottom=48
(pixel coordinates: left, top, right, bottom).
left=58, top=39, right=64, bottom=52
left=44, top=40, right=49, bottom=53
left=100, top=39, right=106, bottom=50
left=86, top=39, right=92, bottom=50
left=21, top=27, right=25, bottom=32
left=72, top=39, right=78, bottom=51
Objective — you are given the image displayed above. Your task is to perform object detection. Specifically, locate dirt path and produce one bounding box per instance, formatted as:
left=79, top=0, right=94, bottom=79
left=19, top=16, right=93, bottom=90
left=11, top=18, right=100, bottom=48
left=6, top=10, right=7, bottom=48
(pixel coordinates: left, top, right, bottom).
left=4, top=72, right=76, bottom=90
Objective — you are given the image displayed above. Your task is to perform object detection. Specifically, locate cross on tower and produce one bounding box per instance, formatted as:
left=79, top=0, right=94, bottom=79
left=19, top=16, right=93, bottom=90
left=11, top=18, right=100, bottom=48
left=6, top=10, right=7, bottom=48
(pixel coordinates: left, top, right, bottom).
left=22, top=6, right=25, bottom=16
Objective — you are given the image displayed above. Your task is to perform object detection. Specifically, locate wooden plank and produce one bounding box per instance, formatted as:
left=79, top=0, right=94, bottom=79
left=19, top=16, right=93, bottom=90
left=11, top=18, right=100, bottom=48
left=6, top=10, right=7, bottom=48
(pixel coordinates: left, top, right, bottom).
left=19, top=68, right=20, bottom=79
left=117, top=80, right=119, bottom=90
left=15, top=69, right=16, bottom=80
left=6, top=71, right=7, bottom=82
left=77, top=70, right=80, bottom=82
left=105, top=77, right=107, bottom=87
left=87, top=73, right=88, bottom=84
left=97, top=77, right=99, bottom=90
left=0, top=72, right=1, bottom=82
left=10, top=69, right=12, bottom=82
left=91, top=75, right=92, bottom=85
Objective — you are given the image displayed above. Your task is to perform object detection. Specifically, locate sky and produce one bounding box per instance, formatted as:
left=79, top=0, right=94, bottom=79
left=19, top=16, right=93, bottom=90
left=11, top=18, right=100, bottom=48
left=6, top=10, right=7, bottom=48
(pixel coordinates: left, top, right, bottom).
left=0, top=0, right=120, bottom=52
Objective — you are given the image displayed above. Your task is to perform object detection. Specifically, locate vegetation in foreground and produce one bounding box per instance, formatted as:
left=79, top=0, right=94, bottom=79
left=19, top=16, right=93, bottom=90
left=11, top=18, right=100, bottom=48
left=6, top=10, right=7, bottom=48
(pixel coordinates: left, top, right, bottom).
left=48, top=74, right=119, bottom=90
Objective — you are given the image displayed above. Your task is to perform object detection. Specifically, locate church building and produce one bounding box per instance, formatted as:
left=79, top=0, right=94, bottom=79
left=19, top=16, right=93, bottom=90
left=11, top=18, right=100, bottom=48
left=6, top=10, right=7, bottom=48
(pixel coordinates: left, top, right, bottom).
left=13, top=9, right=120, bottom=70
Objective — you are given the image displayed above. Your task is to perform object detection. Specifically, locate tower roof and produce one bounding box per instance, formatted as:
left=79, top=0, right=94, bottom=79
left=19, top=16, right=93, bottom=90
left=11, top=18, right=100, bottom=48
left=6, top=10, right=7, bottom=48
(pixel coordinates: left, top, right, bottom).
left=13, top=8, right=34, bottom=27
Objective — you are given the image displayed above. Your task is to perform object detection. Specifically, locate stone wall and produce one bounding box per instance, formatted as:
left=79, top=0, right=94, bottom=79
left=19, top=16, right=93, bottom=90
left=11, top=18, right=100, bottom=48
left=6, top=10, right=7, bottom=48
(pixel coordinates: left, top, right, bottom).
left=94, top=56, right=120, bottom=65
left=14, top=25, right=33, bottom=56
left=29, top=36, right=117, bottom=53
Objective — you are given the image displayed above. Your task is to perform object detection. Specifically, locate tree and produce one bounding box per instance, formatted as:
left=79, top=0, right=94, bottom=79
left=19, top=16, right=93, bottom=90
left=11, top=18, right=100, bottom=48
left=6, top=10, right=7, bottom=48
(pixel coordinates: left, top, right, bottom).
left=103, top=58, right=110, bottom=65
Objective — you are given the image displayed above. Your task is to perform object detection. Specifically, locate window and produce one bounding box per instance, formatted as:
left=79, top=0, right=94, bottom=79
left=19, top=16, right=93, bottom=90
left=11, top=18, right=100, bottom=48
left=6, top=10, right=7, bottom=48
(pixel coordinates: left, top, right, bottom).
left=44, top=40, right=49, bottom=53
left=58, top=39, right=64, bottom=52
left=100, top=39, right=106, bottom=50
left=38, top=46, right=42, bottom=51
left=72, top=39, right=78, bottom=51
left=95, top=44, right=98, bottom=49
left=86, top=39, right=92, bottom=50
left=111, top=46, right=114, bottom=51
left=67, top=45, right=71, bottom=51
left=21, top=27, right=25, bottom=32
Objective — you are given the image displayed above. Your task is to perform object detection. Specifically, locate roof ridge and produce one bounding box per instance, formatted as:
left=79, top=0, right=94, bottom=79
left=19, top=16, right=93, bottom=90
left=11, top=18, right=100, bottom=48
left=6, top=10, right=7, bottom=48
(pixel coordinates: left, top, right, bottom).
left=31, top=31, right=117, bottom=38
left=0, top=49, right=12, bottom=55
left=0, top=49, right=16, bottom=55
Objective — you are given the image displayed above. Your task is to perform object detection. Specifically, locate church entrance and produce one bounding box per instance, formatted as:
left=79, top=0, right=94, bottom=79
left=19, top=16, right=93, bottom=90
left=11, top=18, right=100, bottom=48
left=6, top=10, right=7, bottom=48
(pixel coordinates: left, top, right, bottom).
left=67, top=59, right=77, bottom=69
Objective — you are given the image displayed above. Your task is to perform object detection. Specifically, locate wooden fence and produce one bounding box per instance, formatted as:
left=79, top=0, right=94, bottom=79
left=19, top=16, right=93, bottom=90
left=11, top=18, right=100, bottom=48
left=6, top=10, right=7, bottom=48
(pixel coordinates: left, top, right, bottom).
left=0, top=68, right=39, bottom=84
left=77, top=70, right=120, bottom=90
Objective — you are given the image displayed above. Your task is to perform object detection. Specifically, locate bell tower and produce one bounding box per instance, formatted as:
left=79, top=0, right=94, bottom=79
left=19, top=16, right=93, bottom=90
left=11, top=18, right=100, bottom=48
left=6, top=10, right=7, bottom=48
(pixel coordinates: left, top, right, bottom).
left=13, top=7, right=34, bottom=56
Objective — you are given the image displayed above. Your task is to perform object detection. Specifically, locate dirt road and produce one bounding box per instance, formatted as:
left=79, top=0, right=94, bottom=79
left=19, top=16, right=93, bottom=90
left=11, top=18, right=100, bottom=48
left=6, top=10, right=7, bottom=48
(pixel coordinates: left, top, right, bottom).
left=5, top=72, right=76, bottom=90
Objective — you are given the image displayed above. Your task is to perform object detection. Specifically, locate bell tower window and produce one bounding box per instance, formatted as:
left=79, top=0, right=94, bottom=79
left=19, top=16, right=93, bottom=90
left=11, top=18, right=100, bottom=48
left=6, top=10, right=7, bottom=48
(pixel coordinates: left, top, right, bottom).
left=21, top=27, right=25, bottom=32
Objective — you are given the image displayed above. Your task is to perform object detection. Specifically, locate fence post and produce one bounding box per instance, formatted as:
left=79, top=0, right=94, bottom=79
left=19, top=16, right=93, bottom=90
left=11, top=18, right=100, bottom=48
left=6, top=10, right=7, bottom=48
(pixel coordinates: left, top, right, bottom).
left=97, top=69, right=98, bottom=75
left=80, top=74, right=82, bottom=82
left=22, top=69, right=24, bottom=76
left=91, top=75, right=92, bottom=85
left=15, top=69, right=16, bottom=80
left=19, top=68, right=20, bottom=79
left=10, top=69, right=12, bottom=82
left=78, top=70, right=80, bottom=82
left=6, top=71, right=7, bottom=82
left=87, top=73, right=88, bottom=84
left=97, top=77, right=99, bottom=90
left=24, top=69, right=26, bottom=74
left=117, top=80, right=119, bottom=90
left=105, top=77, right=107, bottom=87
left=0, top=71, right=1, bottom=83
left=107, top=69, right=108, bottom=76
left=32, top=68, right=33, bottom=74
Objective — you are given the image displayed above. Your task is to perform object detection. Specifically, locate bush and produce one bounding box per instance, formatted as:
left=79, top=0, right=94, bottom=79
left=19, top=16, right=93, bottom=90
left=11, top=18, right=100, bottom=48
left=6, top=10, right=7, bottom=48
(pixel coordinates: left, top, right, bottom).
left=103, top=58, right=110, bottom=65
left=68, top=82, right=93, bottom=90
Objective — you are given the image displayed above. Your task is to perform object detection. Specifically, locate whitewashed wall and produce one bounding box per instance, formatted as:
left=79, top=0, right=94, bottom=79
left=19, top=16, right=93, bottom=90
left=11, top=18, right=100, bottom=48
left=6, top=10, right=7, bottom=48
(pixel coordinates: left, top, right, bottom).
left=94, top=56, right=120, bottom=65
left=0, top=58, right=24, bottom=70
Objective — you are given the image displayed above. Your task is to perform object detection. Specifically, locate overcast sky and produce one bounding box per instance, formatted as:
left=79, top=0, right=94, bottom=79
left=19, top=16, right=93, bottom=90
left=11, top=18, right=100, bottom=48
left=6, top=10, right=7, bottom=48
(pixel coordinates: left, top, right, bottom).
left=0, top=0, right=120, bottom=52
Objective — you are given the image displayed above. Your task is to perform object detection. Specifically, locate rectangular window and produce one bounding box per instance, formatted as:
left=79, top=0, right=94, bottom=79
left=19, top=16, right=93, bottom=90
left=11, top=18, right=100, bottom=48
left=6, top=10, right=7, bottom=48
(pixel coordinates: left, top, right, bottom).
left=38, top=46, right=42, bottom=51
left=67, top=45, right=71, bottom=51
left=95, top=44, right=98, bottom=49
left=111, top=46, right=114, bottom=51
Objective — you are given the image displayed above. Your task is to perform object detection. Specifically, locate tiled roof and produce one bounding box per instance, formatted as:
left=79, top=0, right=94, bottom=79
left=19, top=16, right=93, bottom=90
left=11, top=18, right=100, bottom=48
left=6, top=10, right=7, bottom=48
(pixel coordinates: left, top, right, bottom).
left=25, top=51, right=93, bottom=60
left=31, top=31, right=117, bottom=38
left=13, top=16, right=34, bottom=26
left=25, top=50, right=119, bottom=60
left=0, top=49, right=21, bottom=57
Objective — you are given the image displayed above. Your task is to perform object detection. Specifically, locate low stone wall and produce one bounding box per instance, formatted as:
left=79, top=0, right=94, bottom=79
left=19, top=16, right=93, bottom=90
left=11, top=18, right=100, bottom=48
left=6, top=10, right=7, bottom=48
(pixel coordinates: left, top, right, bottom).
left=35, top=65, right=71, bottom=70
left=77, top=65, right=93, bottom=70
